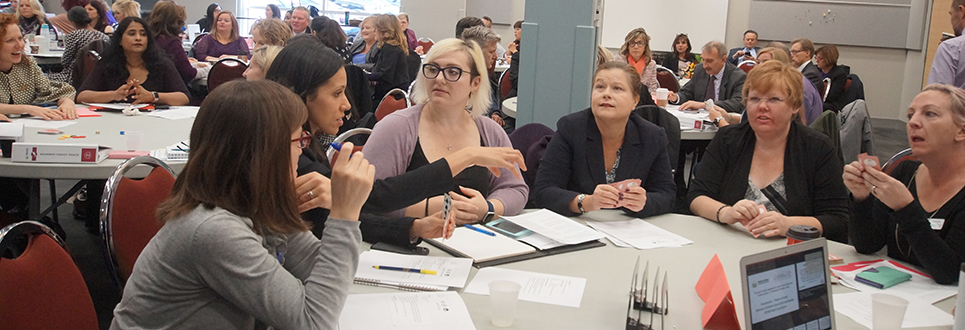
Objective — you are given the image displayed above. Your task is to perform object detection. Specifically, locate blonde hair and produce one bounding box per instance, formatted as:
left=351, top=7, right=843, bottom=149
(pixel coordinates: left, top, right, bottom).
left=742, top=60, right=804, bottom=112
left=16, top=0, right=46, bottom=21
left=251, top=18, right=292, bottom=47
left=410, top=38, right=492, bottom=116
left=111, top=0, right=141, bottom=19
left=251, top=45, right=283, bottom=74
left=922, top=84, right=965, bottom=126
left=596, top=44, right=613, bottom=69
left=398, top=13, right=409, bottom=21
left=619, top=28, right=652, bottom=63
left=757, top=47, right=790, bottom=65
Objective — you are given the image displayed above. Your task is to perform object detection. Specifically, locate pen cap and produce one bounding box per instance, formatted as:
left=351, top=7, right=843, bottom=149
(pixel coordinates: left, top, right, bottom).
left=786, top=225, right=820, bottom=245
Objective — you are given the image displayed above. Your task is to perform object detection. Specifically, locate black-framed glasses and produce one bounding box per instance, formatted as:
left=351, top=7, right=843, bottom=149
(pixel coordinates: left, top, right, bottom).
left=291, top=130, right=311, bottom=149
left=422, top=63, right=465, bottom=82
left=628, top=41, right=646, bottom=48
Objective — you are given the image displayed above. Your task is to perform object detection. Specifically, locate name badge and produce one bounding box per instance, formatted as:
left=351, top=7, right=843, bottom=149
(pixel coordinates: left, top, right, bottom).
left=927, top=218, right=945, bottom=230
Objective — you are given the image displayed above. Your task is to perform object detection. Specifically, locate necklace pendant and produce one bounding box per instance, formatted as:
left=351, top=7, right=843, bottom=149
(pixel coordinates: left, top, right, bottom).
left=447, top=145, right=452, bottom=151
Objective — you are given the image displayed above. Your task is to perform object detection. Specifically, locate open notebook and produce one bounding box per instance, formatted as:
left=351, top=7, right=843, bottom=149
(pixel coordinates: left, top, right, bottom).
left=428, top=222, right=605, bottom=268
left=354, top=251, right=473, bottom=292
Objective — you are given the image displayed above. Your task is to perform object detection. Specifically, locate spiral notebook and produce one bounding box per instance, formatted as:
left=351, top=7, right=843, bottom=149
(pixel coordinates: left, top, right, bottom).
left=354, top=250, right=473, bottom=292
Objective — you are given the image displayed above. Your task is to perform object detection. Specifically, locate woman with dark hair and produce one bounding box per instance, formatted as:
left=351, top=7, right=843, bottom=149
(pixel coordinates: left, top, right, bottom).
left=660, top=33, right=699, bottom=79
left=84, top=0, right=111, bottom=33
left=311, top=16, right=350, bottom=63
left=195, top=3, right=220, bottom=33
left=77, top=17, right=189, bottom=105
left=265, top=4, right=280, bottom=19
left=266, top=41, right=518, bottom=246
left=148, top=0, right=206, bottom=84
left=49, top=6, right=107, bottom=83
left=814, top=44, right=851, bottom=112
left=192, top=10, right=249, bottom=62
left=368, top=14, right=409, bottom=102
left=110, top=79, right=376, bottom=329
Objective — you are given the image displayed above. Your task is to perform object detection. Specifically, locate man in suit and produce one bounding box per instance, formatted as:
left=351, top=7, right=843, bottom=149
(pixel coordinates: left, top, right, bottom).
left=727, top=30, right=759, bottom=65
left=791, top=38, right=824, bottom=92
left=669, top=41, right=747, bottom=113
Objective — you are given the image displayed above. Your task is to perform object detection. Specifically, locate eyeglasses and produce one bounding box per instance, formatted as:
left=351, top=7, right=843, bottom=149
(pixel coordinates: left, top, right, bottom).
left=747, top=97, right=786, bottom=106
left=628, top=41, right=646, bottom=48
left=789, top=49, right=805, bottom=54
left=422, top=63, right=465, bottom=82
left=291, top=130, right=312, bottom=149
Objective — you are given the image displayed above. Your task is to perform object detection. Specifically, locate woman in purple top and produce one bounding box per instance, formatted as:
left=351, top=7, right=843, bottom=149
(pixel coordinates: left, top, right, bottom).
left=146, top=1, right=204, bottom=84
left=364, top=38, right=529, bottom=222
left=192, top=10, right=249, bottom=62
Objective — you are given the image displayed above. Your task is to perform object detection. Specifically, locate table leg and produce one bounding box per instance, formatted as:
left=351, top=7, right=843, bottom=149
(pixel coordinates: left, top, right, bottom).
left=26, top=179, right=40, bottom=220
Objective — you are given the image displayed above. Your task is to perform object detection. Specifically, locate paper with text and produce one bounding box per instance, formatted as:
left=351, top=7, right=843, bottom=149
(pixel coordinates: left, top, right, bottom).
left=584, top=219, right=693, bottom=249
left=338, top=291, right=476, bottom=330
left=500, top=209, right=603, bottom=245
left=833, top=291, right=953, bottom=329
left=464, top=267, right=586, bottom=308
left=355, top=250, right=473, bottom=288
left=831, top=260, right=956, bottom=303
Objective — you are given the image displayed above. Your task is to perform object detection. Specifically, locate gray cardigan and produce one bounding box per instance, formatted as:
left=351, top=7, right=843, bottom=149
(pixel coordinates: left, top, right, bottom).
left=110, top=206, right=361, bottom=330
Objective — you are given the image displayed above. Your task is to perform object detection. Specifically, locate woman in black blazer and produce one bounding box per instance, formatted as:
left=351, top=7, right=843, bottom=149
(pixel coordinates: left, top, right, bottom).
left=368, top=14, right=409, bottom=102
left=532, top=62, right=676, bottom=217
left=687, top=61, right=849, bottom=243
left=659, top=33, right=699, bottom=78
left=815, top=44, right=851, bottom=112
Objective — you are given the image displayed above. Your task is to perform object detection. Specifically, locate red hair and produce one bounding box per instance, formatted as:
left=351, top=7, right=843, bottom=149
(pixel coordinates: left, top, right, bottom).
left=0, top=13, right=19, bottom=40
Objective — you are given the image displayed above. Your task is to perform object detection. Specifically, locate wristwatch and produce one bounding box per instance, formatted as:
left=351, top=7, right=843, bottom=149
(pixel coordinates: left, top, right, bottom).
left=577, top=194, right=587, bottom=214
left=481, top=201, right=495, bottom=223
left=152, top=91, right=159, bottom=103
left=713, top=116, right=724, bottom=127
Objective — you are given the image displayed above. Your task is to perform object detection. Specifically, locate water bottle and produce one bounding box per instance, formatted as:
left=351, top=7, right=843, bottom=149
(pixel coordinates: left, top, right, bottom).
left=40, top=24, right=48, bottom=40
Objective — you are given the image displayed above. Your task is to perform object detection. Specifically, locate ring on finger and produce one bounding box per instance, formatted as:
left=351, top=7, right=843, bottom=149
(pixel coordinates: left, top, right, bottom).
left=307, top=190, right=315, bottom=199
left=871, top=185, right=877, bottom=195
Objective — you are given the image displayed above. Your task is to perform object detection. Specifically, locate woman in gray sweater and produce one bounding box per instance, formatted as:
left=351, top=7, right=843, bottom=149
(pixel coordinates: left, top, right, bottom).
left=110, top=79, right=376, bottom=330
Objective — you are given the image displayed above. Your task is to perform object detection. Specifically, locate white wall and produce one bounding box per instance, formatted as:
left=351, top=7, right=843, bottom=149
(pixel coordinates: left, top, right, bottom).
left=400, top=0, right=524, bottom=50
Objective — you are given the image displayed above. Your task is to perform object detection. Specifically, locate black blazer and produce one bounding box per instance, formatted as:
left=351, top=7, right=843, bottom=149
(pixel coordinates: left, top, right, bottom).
left=686, top=121, right=850, bottom=243
left=532, top=109, right=676, bottom=218
left=370, top=43, right=410, bottom=100
left=659, top=52, right=698, bottom=76
left=801, top=62, right=824, bottom=94
left=676, top=62, right=746, bottom=113
left=297, top=146, right=455, bottom=247
left=823, top=64, right=851, bottom=112
left=727, top=46, right=759, bottom=65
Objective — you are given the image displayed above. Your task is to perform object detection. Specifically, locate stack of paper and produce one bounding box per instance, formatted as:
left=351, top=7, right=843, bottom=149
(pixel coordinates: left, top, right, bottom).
left=833, top=291, right=953, bottom=328
left=149, top=141, right=189, bottom=162
left=584, top=219, right=693, bottom=249
left=146, top=106, right=200, bottom=120
left=354, top=251, right=473, bottom=292
left=339, top=291, right=476, bottom=330
left=464, top=267, right=587, bottom=308
left=830, top=259, right=957, bottom=303
left=500, top=209, right=605, bottom=245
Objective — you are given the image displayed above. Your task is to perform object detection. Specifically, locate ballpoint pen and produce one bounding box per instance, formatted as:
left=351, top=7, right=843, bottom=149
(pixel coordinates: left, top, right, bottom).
left=464, top=224, right=496, bottom=236
left=372, top=265, right=437, bottom=275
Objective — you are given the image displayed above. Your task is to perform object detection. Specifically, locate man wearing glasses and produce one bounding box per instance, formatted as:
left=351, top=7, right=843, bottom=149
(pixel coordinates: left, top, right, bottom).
left=728, top=30, right=759, bottom=65
left=669, top=41, right=746, bottom=114
left=790, top=38, right=823, bottom=92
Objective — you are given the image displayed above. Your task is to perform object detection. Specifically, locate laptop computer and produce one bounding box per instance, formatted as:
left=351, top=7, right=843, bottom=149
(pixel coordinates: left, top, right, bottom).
left=740, top=238, right=836, bottom=330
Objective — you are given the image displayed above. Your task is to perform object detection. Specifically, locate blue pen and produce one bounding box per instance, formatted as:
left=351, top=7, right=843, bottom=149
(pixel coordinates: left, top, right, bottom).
left=464, top=224, right=496, bottom=236
left=329, top=142, right=352, bottom=158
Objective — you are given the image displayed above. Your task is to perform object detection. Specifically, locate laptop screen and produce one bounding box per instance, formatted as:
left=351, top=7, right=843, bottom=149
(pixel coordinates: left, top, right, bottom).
left=743, top=244, right=833, bottom=330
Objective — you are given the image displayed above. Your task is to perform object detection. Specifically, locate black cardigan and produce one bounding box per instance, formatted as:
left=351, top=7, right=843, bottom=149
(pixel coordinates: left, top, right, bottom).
left=686, top=121, right=849, bottom=243
left=659, top=52, right=697, bottom=76
left=369, top=43, right=409, bottom=100
left=297, top=146, right=454, bottom=247
left=822, top=64, right=850, bottom=112
left=531, top=109, right=676, bottom=218
left=849, top=160, right=965, bottom=284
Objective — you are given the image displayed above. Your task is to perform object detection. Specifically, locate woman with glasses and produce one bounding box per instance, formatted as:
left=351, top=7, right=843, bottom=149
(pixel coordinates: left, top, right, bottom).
left=364, top=38, right=529, bottom=224
left=614, top=28, right=658, bottom=95
left=531, top=61, right=676, bottom=217
left=660, top=33, right=699, bottom=79
left=844, top=85, right=965, bottom=284
left=111, top=79, right=376, bottom=329
left=687, top=61, right=849, bottom=242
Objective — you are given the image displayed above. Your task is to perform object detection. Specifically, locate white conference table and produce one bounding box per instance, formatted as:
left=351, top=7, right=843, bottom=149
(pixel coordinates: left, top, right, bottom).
left=1, top=109, right=193, bottom=219
left=501, top=97, right=517, bottom=118
left=30, top=51, right=63, bottom=66
left=350, top=211, right=956, bottom=330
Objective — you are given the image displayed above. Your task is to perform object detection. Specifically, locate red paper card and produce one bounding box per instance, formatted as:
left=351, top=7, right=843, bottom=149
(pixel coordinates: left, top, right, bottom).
left=75, top=107, right=100, bottom=117
left=695, top=254, right=741, bottom=330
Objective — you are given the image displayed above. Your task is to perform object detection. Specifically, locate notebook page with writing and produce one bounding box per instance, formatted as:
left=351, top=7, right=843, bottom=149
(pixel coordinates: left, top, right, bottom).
left=429, top=226, right=536, bottom=263
left=355, top=250, right=472, bottom=288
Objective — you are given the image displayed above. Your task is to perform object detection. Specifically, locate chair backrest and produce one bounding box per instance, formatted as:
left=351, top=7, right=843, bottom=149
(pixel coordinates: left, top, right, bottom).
left=882, top=148, right=916, bottom=176
left=327, top=128, right=373, bottom=166
left=838, top=99, right=875, bottom=165
left=70, top=39, right=108, bottom=90
left=498, top=69, right=513, bottom=101
left=417, top=37, right=434, bottom=53
left=0, top=221, right=99, bottom=330
left=655, top=65, right=680, bottom=93
left=407, top=80, right=417, bottom=106
left=100, top=156, right=176, bottom=287
left=507, top=123, right=555, bottom=189
left=809, top=110, right=843, bottom=161
left=633, top=105, right=681, bottom=170
left=737, top=60, right=756, bottom=73
left=375, top=88, right=409, bottom=121
left=193, top=32, right=208, bottom=45
left=207, top=58, right=248, bottom=92
left=822, top=77, right=832, bottom=101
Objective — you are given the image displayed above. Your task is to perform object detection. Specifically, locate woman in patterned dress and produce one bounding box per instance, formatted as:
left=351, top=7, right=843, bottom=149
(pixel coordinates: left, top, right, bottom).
left=49, top=6, right=108, bottom=84
left=0, top=13, right=76, bottom=121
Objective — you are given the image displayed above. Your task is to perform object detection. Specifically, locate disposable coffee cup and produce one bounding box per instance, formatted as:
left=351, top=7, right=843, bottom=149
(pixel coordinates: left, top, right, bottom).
left=655, top=88, right=669, bottom=107
left=489, top=280, right=521, bottom=327
left=786, top=225, right=820, bottom=245
left=871, top=293, right=908, bottom=330
left=125, top=131, right=143, bottom=151
left=34, top=36, right=47, bottom=53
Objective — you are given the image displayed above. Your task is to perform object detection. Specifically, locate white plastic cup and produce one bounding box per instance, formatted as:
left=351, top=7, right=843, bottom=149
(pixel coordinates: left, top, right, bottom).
left=125, top=131, right=143, bottom=151
left=655, top=88, right=669, bottom=107
left=34, top=36, right=47, bottom=53
left=489, top=280, right=521, bottom=327
left=871, top=293, right=908, bottom=330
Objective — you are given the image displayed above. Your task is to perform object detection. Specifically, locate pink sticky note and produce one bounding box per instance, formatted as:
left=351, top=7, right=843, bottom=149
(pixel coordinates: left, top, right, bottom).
left=76, top=107, right=100, bottom=117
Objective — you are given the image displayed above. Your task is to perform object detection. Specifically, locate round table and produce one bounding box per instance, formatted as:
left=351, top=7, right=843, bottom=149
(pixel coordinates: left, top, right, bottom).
left=501, top=97, right=517, bottom=118
left=1, top=108, right=195, bottom=219
left=30, top=51, right=63, bottom=66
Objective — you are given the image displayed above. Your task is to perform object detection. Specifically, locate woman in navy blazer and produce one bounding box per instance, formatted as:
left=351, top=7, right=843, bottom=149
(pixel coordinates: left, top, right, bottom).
left=531, top=62, right=676, bottom=217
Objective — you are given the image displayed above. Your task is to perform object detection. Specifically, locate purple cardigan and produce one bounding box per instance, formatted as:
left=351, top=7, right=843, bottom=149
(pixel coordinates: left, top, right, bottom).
left=193, top=34, right=250, bottom=60
left=405, top=29, right=418, bottom=51
left=156, top=35, right=197, bottom=84
left=364, top=104, right=529, bottom=217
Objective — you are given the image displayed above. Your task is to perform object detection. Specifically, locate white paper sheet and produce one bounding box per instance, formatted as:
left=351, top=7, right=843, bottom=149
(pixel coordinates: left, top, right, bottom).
left=338, top=291, right=476, bottom=330
left=833, top=291, right=953, bottom=329
left=499, top=209, right=604, bottom=245
left=12, top=118, right=77, bottom=129
left=830, top=260, right=957, bottom=304
left=584, top=219, right=693, bottom=250
left=516, top=232, right=567, bottom=250
left=146, top=107, right=200, bottom=120
left=84, top=103, right=149, bottom=110
left=355, top=250, right=473, bottom=288
left=464, top=267, right=587, bottom=308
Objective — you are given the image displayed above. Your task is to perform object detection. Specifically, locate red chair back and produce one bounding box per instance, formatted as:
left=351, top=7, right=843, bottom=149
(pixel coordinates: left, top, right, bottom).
left=0, top=221, right=99, bottom=330
left=207, top=58, right=248, bottom=92
left=738, top=60, right=755, bottom=73
left=418, top=40, right=433, bottom=53
left=655, top=65, right=680, bottom=93
left=882, top=148, right=916, bottom=176
left=844, top=77, right=853, bottom=93
left=498, top=69, right=512, bottom=100
left=375, top=89, right=409, bottom=121
left=327, top=128, right=372, bottom=167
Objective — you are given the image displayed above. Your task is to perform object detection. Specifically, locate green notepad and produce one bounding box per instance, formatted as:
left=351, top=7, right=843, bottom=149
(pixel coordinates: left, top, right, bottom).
left=855, top=267, right=912, bottom=289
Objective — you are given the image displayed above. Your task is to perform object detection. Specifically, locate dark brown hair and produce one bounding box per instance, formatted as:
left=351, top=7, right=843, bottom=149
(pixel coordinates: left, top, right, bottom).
left=147, top=0, right=186, bottom=38
left=156, top=80, right=310, bottom=234
left=595, top=61, right=642, bottom=100
left=816, top=44, right=839, bottom=67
